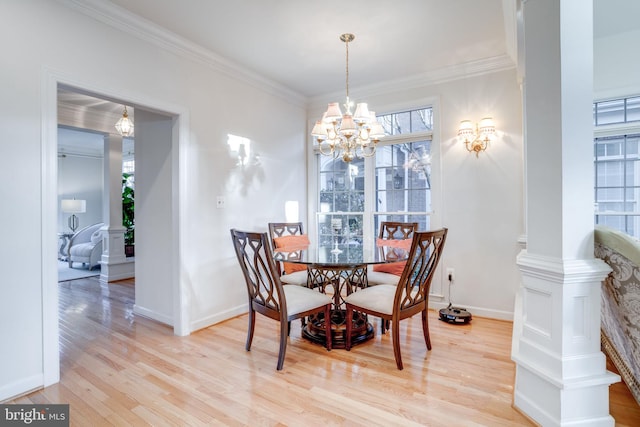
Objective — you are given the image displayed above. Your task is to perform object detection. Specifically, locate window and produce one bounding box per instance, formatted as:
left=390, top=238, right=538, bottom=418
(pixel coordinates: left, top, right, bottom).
left=316, top=107, right=434, bottom=248
left=594, top=95, right=640, bottom=238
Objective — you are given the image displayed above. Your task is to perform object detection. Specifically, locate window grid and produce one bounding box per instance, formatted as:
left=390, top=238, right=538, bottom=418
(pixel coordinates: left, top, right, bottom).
left=594, top=133, right=640, bottom=238
left=317, top=107, right=433, bottom=248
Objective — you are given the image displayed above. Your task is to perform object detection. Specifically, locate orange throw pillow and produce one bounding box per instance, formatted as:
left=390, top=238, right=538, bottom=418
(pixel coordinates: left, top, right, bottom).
left=373, top=238, right=411, bottom=275
left=273, top=234, right=310, bottom=249
left=373, top=261, right=406, bottom=276
left=273, top=234, right=310, bottom=275
left=283, top=262, right=307, bottom=274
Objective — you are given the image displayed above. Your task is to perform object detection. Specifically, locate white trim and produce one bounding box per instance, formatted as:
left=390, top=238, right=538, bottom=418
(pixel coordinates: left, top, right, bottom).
left=133, top=305, right=174, bottom=327
left=0, top=375, right=44, bottom=402
left=41, top=68, right=191, bottom=388
left=58, top=0, right=306, bottom=107
left=308, top=55, right=515, bottom=110
left=190, top=303, right=249, bottom=333
left=594, top=123, right=640, bottom=138
left=41, top=71, right=60, bottom=388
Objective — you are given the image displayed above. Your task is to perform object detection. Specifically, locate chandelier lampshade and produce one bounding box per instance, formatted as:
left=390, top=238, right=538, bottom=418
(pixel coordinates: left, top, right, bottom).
left=115, top=106, right=134, bottom=137
left=311, top=34, right=385, bottom=163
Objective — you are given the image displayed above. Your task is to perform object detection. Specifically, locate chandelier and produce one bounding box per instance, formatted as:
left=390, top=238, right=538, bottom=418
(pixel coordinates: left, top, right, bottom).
left=311, top=34, right=385, bottom=163
left=115, top=105, right=134, bottom=137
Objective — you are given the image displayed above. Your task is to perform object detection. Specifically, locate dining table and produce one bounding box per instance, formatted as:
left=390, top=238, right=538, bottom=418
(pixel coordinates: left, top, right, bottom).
left=273, top=241, right=410, bottom=349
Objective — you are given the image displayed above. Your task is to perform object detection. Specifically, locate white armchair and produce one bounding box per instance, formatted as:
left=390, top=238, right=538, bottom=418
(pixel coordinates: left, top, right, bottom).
left=67, top=223, right=104, bottom=270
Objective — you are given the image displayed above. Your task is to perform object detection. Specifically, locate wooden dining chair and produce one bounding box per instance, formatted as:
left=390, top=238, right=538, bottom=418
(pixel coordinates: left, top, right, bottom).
left=367, top=221, right=419, bottom=333
left=368, top=221, right=419, bottom=286
left=230, top=229, right=332, bottom=370
left=268, top=222, right=309, bottom=286
left=345, top=228, right=448, bottom=370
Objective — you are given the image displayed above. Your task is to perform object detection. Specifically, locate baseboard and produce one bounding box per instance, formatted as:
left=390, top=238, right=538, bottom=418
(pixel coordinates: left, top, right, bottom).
left=190, top=303, right=249, bottom=333
left=0, top=374, right=43, bottom=403
left=133, top=305, right=173, bottom=326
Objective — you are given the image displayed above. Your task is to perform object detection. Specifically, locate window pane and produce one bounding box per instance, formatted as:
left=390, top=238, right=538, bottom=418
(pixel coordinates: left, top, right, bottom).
left=410, top=109, right=432, bottom=132
left=596, top=161, right=623, bottom=186
left=374, top=140, right=431, bottom=229
left=628, top=97, right=640, bottom=122
left=627, top=136, right=640, bottom=157
left=318, top=106, right=434, bottom=244
left=596, top=99, right=625, bottom=125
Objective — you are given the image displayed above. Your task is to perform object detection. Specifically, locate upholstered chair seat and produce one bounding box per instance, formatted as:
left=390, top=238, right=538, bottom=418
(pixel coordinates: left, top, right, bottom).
left=68, top=222, right=104, bottom=270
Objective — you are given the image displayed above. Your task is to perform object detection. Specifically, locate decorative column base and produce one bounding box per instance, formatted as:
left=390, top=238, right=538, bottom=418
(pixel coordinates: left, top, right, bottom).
left=513, top=251, right=619, bottom=426
left=99, top=225, right=135, bottom=283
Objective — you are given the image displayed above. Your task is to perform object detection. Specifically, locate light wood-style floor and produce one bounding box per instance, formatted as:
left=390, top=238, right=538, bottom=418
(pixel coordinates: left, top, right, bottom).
left=8, top=277, right=640, bottom=426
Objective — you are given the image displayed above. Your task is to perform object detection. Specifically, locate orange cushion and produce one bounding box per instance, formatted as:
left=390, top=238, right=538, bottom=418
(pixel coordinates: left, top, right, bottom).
left=376, top=238, right=412, bottom=250
left=373, top=261, right=406, bottom=276
left=273, top=234, right=310, bottom=249
left=374, top=238, right=410, bottom=275
left=283, top=262, right=307, bottom=275
left=273, top=234, right=310, bottom=275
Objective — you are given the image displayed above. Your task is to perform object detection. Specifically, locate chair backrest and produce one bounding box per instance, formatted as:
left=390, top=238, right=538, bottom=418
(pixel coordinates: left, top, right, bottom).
left=230, top=229, right=287, bottom=322
left=69, top=222, right=104, bottom=246
left=394, top=228, right=448, bottom=315
left=378, top=221, right=419, bottom=240
left=268, top=222, right=304, bottom=244
left=377, top=222, right=419, bottom=261
left=268, top=222, right=305, bottom=274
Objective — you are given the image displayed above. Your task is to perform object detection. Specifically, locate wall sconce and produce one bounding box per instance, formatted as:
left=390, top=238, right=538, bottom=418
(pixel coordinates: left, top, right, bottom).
left=458, top=117, right=496, bottom=157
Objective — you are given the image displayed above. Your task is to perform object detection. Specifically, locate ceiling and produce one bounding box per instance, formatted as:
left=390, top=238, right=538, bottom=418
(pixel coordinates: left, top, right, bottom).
left=58, top=0, right=639, bottom=153
left=103, top=0, right=513, bottom=99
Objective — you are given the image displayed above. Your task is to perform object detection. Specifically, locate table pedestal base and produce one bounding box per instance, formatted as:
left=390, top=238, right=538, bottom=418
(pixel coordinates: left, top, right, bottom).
left=303, top=309, right=373, bottom=349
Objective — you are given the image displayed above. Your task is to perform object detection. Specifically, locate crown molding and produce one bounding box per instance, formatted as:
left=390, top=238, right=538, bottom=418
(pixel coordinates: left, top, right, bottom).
left=57, top=0, right=307, bottom=107
left=308, top=54, right=516, bottom=110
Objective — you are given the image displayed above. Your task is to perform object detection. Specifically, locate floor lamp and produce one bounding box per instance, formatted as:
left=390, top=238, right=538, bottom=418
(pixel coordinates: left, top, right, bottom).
left=61, top=199, right=86, bottom=233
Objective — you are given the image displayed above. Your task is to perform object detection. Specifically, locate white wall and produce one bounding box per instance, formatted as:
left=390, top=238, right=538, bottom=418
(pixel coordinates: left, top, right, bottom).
left=0, top=0, right=307, bottom=401
left=134, top=109, right=174, bottom=324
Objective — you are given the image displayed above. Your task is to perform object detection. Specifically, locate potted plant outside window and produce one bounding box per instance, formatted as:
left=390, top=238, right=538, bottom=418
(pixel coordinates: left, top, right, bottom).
left=122, top=173, right=135, bottom=257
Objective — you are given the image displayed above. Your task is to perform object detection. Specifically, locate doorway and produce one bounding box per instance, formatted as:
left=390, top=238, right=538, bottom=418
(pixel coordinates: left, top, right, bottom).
left=42, top=74, right=188, bottom=387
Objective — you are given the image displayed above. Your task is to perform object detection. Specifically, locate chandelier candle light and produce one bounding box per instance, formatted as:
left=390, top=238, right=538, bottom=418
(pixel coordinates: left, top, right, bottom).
left=312, top=34, right=386, bottom=163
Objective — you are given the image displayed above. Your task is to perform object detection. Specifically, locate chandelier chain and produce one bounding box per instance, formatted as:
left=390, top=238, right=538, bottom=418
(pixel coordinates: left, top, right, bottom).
left=345, top=38, right=349, bottom=100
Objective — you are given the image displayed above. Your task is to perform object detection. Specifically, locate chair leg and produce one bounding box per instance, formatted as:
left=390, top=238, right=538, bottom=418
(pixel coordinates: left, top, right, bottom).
left=277, top=319, right=289, bottom=371
left=287, top=321, right=291, bottom=337
left=345, top=304, right=353, bottom=351
left=422, top=309, right=432, bottom=351
left=392, top=319, right=403, bottom=370
left=246, top=307, right=256, bottom=351
left=324, top=305, right=332, bottom=351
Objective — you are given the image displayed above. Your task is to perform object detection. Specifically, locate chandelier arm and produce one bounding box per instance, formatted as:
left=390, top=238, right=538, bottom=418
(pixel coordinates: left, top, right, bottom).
left=318, top=141, right=336, bottom=156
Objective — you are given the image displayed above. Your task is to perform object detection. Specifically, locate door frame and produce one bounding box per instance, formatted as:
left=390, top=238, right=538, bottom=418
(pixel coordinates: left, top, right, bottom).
left=41, top=69, right=190, bottom=387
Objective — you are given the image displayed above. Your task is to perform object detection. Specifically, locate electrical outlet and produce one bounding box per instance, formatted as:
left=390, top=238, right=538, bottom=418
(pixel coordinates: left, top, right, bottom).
left=216, top=196, right=226, bottom=209
left=446, top=267, right=455, bottom=283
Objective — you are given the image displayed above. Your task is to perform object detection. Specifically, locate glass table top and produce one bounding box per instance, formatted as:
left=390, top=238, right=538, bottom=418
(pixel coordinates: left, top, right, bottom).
left=273, top=241, right=410, bottom=267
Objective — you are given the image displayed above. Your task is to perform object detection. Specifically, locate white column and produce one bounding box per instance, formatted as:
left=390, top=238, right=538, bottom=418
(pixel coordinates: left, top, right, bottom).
left=100, top=133, right=134, bottom=282
left=513, top=1, right=619, bottom=425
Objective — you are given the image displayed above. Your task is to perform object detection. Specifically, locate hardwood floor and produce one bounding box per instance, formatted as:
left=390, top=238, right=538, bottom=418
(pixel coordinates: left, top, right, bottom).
left=7, top=277, right=640, bottom=426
